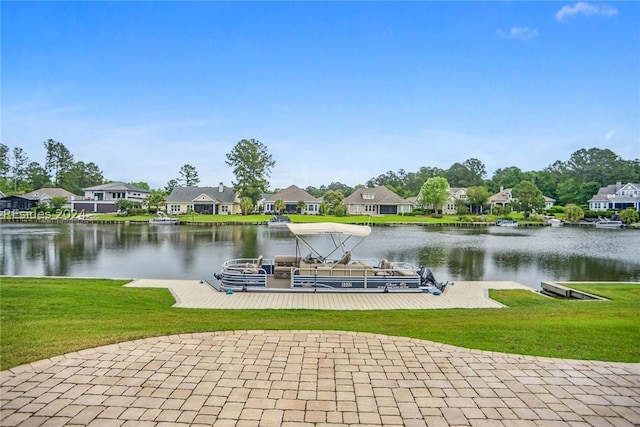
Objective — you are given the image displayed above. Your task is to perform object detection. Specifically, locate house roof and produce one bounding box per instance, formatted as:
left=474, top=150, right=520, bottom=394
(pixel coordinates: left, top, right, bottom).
left=166, top=186, right=237, bottom=204
left=83, top=182, right=151, bottom=193
left=588, top=183, right=640, bottom=202
left=23, top=188, right=81, bottom=202
left=264, top=185, right=321, bottom=203
left=343, top=186, right=411, bottom=205
left=488, top=188, right=512, bottom=203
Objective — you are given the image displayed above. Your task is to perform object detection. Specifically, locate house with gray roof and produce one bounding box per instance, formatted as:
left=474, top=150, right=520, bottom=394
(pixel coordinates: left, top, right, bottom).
left=166, top=183, right=240, bottom=215
left=343, top=186, right=412, bottom=215
left=72, top=182, right=151, bottom=213
left=263, top=185, right=321, bottom=214
left=411, top=187, right=469, bottom=214
left=588, top=182, right=640, bottom=212
left=23, top=188, right=82, bottom=208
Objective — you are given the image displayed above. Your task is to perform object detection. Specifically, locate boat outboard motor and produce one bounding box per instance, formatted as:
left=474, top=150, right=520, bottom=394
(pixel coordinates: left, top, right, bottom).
left=419, top=267, right=446, bottom=291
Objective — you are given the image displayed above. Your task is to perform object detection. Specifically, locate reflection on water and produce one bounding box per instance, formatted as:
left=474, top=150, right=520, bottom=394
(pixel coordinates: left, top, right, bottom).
left=1, top=222, right=639, bottom=289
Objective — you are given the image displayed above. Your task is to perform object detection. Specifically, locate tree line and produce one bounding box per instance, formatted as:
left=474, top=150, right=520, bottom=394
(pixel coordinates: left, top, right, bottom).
left=1, top=139, right=638, bottom=211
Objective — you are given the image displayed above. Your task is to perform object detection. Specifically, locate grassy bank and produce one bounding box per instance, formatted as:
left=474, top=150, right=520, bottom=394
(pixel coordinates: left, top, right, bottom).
left=57, top=212, right=538, bottom=225
left=1, top=277, right=638, bottom=370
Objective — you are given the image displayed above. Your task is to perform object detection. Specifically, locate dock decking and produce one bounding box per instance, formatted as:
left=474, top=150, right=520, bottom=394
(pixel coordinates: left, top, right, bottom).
left=125, top=279, right=535, bottom=310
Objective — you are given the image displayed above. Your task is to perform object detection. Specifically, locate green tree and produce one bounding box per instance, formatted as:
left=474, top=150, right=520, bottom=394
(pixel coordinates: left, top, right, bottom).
left=179, top=164, right=200, bottom=187
left=620, top=208, right=639, bottom=224
left=25, top=162, right=51, bottom=191
left=322, top=189, right=344, bottom=215
left=49, top=196, right=67, bottom=211
left=274, top=199, right=285, bottom=214
left=129, top=181, right=150, bottom=190
left=44, top=139, right=74, bottom=186
left=240, top=197, right=254, bottom=215
left=296, top=200, right=306, bottom=213
left=145, top=190, right=166, bottom=212
left=11, top=147, right=29, bottom=192
left=490, top=166, right=525, bottom=192
left=512, top=180, right=545, bottom=219
left=226, top=139, right=275, bottom=207
left=445, top=158, right=486, bottom=188
left=165, top=179, right=179, bottom=195
left=0, top=143, right=9, bottom=191
left=62, top=161, right=104, bottom=194
left=417, top=177, right=450, bottom=214
left=466, top=186, right=490, bottom=214
left=563, top=204, right=584, bottom=222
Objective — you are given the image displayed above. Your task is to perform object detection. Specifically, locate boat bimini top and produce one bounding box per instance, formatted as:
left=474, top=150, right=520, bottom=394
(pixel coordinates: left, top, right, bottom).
left=285, top=222, right=372, bottom=262
left=285, top=223, right=372, bottom=237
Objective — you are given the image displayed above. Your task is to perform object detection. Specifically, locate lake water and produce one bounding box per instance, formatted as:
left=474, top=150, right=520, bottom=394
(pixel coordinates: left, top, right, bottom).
left=1, top=222, right=639, bottom=289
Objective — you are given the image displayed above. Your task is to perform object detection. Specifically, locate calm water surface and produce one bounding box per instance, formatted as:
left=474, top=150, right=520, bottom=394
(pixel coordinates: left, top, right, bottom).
left=1, top=223, right=639, bottom=289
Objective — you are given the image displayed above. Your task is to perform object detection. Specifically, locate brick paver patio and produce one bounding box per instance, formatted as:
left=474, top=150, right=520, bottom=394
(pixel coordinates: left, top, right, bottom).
left=1, top=330, right=638, bottom=426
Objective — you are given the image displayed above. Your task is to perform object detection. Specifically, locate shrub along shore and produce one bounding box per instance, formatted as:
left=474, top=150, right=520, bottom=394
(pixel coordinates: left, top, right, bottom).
left=1, top=212, right=554, bottom=226
left=1, top=277, right=638, bottom=370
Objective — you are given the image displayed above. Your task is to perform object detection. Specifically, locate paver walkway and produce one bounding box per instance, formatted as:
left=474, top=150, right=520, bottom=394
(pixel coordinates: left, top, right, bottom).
left=1, top=331, right=638, bottom=426
left=124, top=279, right=534, bottom=310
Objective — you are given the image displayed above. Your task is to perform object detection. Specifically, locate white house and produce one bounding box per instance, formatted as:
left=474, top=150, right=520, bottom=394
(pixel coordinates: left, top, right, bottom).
left=588, top=182, right=640, bottom=212
left=72, top=182, right=151, bottom=213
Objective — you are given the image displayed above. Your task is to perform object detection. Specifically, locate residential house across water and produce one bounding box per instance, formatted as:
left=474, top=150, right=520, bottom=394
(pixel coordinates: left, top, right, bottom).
left=588, top=182, right=640, bottom=212
left=72, top=182, right=150, bottom=213
left=262, top=185, right=321, bottom=214
left=166, top=183, right=240, bottom=215
left=343, top=186, right=413, bottom=215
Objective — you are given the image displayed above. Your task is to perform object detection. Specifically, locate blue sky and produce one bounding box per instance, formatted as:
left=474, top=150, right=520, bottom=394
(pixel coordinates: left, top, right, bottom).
left=2, top=1, right=638, bottom=190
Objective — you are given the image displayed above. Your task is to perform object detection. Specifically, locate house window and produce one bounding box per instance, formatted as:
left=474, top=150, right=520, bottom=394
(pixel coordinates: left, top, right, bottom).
left=221, top=205, right=229, bottom=213
left=170, top=205, right=180, bottom=213
left=365, top=205, right=376, bottom=212
left=363, top=193, right=374, bottom=200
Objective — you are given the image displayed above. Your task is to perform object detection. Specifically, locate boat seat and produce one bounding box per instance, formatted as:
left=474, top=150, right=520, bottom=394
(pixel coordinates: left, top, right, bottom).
left=273, top=256, right=300, bottom=279
left=336, top=251, right=351, bottom=265
left=274, top=255, right=300, bottom=267
left=240, top=256, right=264, bottom=274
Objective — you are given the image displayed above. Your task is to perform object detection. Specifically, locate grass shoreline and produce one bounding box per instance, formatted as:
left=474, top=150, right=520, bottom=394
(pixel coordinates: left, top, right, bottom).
left=1, top=277, right=639, bottom=370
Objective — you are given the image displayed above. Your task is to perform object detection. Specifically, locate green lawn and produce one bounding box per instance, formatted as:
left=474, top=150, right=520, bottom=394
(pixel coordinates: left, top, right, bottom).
left=1, top=277, right=638, bottom=370
left=93, top=212, right=533, bottom=225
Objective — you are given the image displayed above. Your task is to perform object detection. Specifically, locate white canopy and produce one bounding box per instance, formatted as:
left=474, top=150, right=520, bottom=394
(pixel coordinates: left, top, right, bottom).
left=286, top=222, right=372, bottom=237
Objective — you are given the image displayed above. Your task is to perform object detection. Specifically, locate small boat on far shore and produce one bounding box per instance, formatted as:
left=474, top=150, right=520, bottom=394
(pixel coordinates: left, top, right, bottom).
left=595, top=217, right=626, bottom=229
left=496, top=219, right=518, bottom=227
left=267, top=215, right=292, bottom=227
left=149, top=212, right=179, bottom=225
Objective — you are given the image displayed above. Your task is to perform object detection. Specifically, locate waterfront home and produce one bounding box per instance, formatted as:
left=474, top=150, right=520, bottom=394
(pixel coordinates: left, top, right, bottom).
left=166, top=183, right=240, bottom=215
left=488, top=186, right=555, bottom=213
left=0, top=195, right=39, bottom=211
left=23, top=188, right=81, bottom=208
left=262, top=185, right=321, bottom=214
left=588, top=182, right=640, bottom=212
left=410, top=187, right=469, bottom=214
left=343, top=186, right=413, bottom=215
left=72, top=182, right=151, bottom=213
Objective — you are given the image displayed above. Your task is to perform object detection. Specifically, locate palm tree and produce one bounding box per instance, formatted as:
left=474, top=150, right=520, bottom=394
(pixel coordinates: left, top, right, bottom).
left=274, top=199, right=285, bottom=214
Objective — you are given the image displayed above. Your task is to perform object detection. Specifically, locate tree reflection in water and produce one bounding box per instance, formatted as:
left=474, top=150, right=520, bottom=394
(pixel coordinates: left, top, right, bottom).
left=1, top=223, right=638, bottom=287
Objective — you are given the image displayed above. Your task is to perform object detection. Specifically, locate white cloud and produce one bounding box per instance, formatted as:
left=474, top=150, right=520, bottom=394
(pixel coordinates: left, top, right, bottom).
left=497, top=27, right=539, bottom=41
left=556, top=2, right=618, bottom=21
